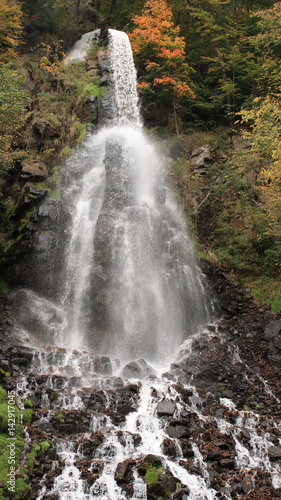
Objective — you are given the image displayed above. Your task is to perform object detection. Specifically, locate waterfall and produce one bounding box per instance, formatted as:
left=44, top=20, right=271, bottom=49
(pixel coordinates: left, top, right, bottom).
left=11, top=29, right=281, bottom=500
left=56, top=28, right=212, bottom=364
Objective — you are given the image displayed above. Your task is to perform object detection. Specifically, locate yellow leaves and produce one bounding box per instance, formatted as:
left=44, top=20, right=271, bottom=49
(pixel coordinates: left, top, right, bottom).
left=40, top=41, right=65, bottom=76
left=0, top=0, right=23, bottom=60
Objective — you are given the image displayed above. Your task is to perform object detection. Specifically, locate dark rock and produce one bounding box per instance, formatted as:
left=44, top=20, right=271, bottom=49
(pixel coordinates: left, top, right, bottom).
left=219, top=458, right=236, bottom=468
left=166, top=421, right=189, bottom=439
left=115, top=459, right=130, bottom=483
left=122, top=359, right=154, bottom=379
left=32, top=119, right=60, bottom=139
left=154, top=186, right=166, bottom=204
left=93, top=356, right=112, bottom=375
left=37, top=197, right=58, bottom=222
left=161, top=437, right=178, bottom=457
left=268, top=446, right=281, bottom=460
left=264, top=320, right=281, bottom=367
left=156, top=399, right=176, bottom=416
left=80, top=435, right=104, bottom=457
left=21, top=160, right=48, bottom=182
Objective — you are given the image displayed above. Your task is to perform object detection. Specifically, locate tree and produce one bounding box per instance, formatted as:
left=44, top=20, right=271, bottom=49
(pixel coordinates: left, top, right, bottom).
left=241, top=95, right=281, bottom=240
left=0, top=64, right=27, bottom=168
left=0, top=0, right=23, bottom=60
left=129, top=0, right=195, bottom=133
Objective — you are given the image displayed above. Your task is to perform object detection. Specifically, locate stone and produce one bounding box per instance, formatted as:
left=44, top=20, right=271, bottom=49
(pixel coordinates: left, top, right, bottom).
left=154, top=185, right=166, bottom=204
left=122, top=359, right=154, bottom=379
left=93, top=356, right=112, bottom=375
left=156, top=399, right=176, bottom=416
left=231, top=134, right=251, bottom=150
left=115, top=459, right=130, bottom=483
left=268, top=446, right=281, bottom=460
left=265, top=320, right=281, bottom=340
left=38, top=198, right=58, bottom=221
left=32, top=119, right=60, bottom=139
left=190, top=145, right=215, bottom=174
left=166, top=422, right=189, bottom=439
left=21, top=160, right=48, bottom=182
left=264, top=320, right=281, bottom=367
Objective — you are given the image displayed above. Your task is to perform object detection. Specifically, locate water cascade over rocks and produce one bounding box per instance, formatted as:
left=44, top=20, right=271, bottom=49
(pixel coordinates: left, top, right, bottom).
left=7, top=29, right=281, bottom=499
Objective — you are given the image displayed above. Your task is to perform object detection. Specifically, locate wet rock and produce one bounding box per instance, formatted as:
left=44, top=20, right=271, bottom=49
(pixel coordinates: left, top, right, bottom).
left=166, top=420, right=190, bottom=439
left=122, top=359, right=154, bottom=379
left=15, top=185, right=47, bottom=216
left=156, top=399, right=176, bottom=416
left=37, top=197, right=58, bottom=222
left=161, top=437, right=178, bottom=457
left=268, top=446, right=281, bottom=460
left=34, top=418, right=55, bottom=433
left=154, top=185, right=166, bottom=204
left=114, top=459, right=130, bottom=483
left=80, top=434, right=104, bottom=457
left=93, top=355, right=112, bottom=375
left=41, top=494, right=59, bottom=500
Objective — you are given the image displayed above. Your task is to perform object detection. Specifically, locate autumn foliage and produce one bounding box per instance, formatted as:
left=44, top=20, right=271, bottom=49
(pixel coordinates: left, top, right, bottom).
left=128, top=0, right=194, bottom=130
left=0, top=0, right=23, bottom=60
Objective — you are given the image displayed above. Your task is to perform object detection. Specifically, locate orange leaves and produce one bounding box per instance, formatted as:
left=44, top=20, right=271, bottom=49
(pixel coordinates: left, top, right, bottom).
left=128, top=0, right=194, bottom=102
left=153, top=76, right=177, bottom=86
left=153, top=76, right=195, bottom=98
left=137, top=81, right=150, bottom=92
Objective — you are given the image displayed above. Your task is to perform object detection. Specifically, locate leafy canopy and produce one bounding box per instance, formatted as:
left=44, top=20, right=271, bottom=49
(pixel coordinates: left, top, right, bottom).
left=129, top=0, right=194, bottom=100
left=0, top=0, right=23, bottom=60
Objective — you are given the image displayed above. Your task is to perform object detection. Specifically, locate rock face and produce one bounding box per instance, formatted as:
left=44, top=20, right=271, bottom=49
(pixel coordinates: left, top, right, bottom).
left=20, top=160, right=48, bottom=182
left=190, top=145, right=215, bottom=174
left=264, top=320, right=281, bottom=367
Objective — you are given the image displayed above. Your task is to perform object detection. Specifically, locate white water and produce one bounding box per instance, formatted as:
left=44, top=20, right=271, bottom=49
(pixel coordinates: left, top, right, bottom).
left=16, top=29, right=212, bottom=364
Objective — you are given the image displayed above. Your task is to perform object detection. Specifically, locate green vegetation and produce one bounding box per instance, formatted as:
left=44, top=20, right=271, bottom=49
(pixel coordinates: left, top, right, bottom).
left=57, top=412, right=65, bottom=424
left=22, top=409, right=34, bottom=424
left=27, top=440, right=52, bottom=468
left=144, top=465, right=163, bottom=486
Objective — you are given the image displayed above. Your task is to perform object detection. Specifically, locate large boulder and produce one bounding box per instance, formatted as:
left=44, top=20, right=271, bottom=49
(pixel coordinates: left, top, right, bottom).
left=190, top=145, right=215, bottom=174
left=20, top=160, right=48, bottom=182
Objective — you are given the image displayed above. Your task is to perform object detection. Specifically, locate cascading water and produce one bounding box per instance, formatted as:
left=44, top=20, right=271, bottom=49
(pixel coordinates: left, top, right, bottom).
left=51, top=28, right=212, bottom=362
left=11, top=29, right=281, bottom=500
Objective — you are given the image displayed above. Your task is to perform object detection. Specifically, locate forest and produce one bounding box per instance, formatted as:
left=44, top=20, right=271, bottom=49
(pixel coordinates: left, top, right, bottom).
left=0, top=0, right=281, bottom=310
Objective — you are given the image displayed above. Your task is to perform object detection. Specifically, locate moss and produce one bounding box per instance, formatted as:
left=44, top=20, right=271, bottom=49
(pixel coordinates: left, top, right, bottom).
left=144, top=466, right=163, bottom=487
left=24, top=399, right=35, bottom=409
left=40, top=440, right=52, bottom=453
left=22, top=409, right=34, bottom=424
left=27, top=440, right=52, bottom=468
left=57, top=412, right=65, bottom=424
left=14, top=477, right=31, bottom=500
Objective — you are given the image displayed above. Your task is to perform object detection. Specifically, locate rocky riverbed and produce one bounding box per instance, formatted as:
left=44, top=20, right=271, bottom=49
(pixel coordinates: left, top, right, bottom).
left=0, top=267, right=281, bottom=500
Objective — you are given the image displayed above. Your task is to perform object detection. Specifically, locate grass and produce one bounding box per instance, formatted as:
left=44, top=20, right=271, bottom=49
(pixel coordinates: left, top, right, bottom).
left=144, top=465, right=163, bottom=486
left=250, top=278, right=281, bottom=313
